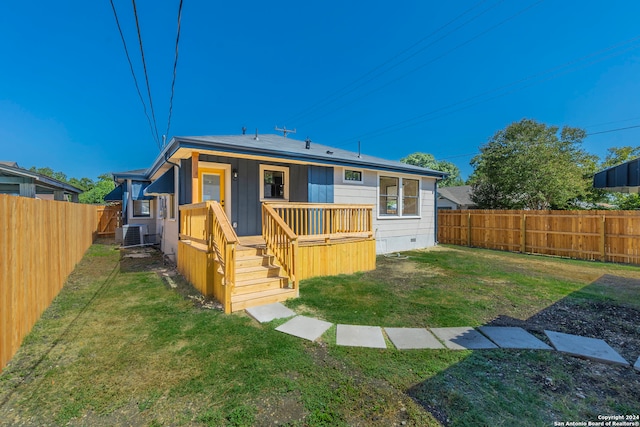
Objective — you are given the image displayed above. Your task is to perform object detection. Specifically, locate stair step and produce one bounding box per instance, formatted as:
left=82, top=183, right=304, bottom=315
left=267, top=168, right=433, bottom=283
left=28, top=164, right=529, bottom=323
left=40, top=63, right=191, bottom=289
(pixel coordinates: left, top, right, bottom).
left=234, top=276, right=288, bottom=295
left=231, top=288, right=298, bottom=312
left=236, top=246, right=264, bottom=258
left=235, top=255, right=272, bottom=268
left=235, top=265, right=282, bottom=280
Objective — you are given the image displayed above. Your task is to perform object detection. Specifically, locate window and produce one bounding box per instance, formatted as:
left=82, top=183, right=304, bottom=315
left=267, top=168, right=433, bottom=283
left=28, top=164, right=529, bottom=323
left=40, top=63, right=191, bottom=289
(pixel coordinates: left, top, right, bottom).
left=133, top=200, right=151, bottom=217
left=378, top=175, right=420, bottom=218
left=260, top=165, right=289, bottom=201
left=167, top=194, right=176, bottom=219
left=379, top=176, right=398, bottom=216
left=402, top=179, right=419, bottom=216
left=343, top=169, right=363, bottom=184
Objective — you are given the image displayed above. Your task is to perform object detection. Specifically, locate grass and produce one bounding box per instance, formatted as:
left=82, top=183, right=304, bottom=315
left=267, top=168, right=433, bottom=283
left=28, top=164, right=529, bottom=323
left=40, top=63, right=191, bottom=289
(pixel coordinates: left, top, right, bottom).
left=0, top=243, right=639, bottom=426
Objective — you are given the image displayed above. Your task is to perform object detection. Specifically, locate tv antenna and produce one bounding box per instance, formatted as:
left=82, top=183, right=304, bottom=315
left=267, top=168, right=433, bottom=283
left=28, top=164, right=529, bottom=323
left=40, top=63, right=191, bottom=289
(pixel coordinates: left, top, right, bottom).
left=275, top=126, right=296, bottom=138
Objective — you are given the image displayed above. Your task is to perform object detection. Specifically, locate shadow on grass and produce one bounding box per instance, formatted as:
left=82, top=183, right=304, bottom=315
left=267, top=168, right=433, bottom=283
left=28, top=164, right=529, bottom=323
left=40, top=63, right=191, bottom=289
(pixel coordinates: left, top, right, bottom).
left=406, top=275, right=640, bottom=426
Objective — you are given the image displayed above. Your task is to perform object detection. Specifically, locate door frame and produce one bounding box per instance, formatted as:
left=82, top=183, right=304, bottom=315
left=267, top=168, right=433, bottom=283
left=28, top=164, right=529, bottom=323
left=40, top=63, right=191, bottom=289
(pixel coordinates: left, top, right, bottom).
left=196, top=162, right=232, bottom=219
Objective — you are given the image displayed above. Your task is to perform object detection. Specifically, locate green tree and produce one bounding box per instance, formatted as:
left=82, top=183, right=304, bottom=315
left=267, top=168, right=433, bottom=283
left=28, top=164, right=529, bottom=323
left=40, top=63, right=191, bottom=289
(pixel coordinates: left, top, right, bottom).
left=469, top=119, right=598, bottom=209
left=600, top=146, right=640, bottom=210
left=78, top=174, right=115, bottom=204
left=400, top=152, right=464, bottom=187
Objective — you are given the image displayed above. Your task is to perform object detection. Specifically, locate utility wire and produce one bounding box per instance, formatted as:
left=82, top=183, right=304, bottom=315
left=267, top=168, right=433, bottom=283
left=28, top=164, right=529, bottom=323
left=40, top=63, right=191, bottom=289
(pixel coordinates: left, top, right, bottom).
left=284, top=0, right=491, bottom=125
left=587, top=124, right=640, bottom=136
left=333, top=34, right=640, bottom=147
left=108, top=0, right=160, bottom=149
left=297, top=0, right=544, bottom=128
left=131, top=0, right=161, bottom=149
left=164, top=0, right=184, bottom=146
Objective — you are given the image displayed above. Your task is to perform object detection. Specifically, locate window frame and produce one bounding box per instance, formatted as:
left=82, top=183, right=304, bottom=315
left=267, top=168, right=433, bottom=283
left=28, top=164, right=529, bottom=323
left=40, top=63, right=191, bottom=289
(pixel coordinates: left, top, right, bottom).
left=132, top=199, right=152, bottom=218
left=259, top=164, right=290, bottom=202
left=377, top=174, right=422, bottom=219
left=342, top=168, right=364, bottom=184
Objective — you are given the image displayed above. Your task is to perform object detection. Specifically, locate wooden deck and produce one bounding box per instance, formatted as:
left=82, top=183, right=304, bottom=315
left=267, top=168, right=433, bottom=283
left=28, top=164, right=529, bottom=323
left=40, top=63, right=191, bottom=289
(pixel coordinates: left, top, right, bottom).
left=178, top=202, right=376, bottom=313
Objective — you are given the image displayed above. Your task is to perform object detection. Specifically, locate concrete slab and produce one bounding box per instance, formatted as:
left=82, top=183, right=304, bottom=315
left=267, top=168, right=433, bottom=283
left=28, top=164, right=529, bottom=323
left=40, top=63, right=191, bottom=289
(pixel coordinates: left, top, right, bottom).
left=245, top=303, right=296, bottom=323
left=635, top=356, right=640, bottom=372
left=430, top=327, right=498, bottom=350
left=545, top=330, right=629, bottom=366
left=478, top=326, right=552, bottom=350
left=385, top=327, right=444, bottom=350
left=276, top=316, right=333, bottom=342
left=336, top=325, right=387, bottom=349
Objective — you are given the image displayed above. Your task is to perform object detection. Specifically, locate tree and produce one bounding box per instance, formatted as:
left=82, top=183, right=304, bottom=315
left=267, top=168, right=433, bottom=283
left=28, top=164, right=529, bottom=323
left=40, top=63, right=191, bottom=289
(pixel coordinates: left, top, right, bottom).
left=78, top=174, right=115, bottom=204
left=400, top=152, right=464, bottom=187
left=469, top=119, right=598, bottom=209
left=600, top=146, right=640, bottom=210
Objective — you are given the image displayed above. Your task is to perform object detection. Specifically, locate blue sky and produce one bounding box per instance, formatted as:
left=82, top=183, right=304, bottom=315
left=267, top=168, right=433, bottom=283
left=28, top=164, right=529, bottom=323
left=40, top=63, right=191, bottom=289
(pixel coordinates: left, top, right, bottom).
left=1, top=0, right=639, bottom=181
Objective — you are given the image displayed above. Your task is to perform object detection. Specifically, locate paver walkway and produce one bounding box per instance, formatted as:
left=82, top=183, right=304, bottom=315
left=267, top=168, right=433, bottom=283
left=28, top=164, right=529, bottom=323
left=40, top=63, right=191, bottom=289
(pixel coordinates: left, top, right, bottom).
left=249, top=303, right=634, bottom=367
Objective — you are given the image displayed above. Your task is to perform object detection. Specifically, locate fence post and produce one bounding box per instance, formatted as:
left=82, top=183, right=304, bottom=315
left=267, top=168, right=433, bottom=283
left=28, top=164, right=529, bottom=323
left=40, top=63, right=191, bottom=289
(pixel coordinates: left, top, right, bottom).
left=467, top=211, right=472, bottom=247
left=520, top=213, right=526, bottom=253
left=600, top=215, right=606, bottom=262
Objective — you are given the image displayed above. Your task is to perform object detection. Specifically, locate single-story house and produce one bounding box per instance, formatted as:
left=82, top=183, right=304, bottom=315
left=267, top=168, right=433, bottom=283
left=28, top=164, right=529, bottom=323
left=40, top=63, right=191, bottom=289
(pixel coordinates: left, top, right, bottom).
left=0, top=161, right=82, bottom=201
left=593, top=157, right=640, bottom=193
left=106, top=133, right=447, bottom=311
left=437, top=185, right=476, bottom=210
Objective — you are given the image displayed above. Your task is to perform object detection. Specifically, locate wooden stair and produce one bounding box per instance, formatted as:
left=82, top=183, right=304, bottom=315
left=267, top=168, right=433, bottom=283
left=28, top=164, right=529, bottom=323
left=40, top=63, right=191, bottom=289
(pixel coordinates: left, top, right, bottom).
left=230, top=246, right=297, bottom=312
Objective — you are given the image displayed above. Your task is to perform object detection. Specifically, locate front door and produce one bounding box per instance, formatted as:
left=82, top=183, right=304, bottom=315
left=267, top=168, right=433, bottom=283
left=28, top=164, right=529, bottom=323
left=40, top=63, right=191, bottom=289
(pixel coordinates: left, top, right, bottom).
left=199, top=169, right=225, bottom=208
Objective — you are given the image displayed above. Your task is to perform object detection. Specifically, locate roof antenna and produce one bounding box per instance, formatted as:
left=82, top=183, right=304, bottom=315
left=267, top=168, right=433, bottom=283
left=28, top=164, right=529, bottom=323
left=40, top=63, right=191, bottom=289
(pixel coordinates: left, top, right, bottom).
left=275, top=125, right=296, bottom=138
left=163, top=135, right=167, bottom=148
left=254, top=128, right=259, bottom=141
left=358, top=140, right=361, bottom=158
left=242, top=126, right=247, bottom=135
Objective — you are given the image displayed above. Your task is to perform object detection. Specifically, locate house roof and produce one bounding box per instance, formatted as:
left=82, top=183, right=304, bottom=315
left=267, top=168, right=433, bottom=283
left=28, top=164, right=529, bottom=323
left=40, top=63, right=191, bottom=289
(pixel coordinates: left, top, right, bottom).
left=125, top=134, right=448, bottom=181
left=438, top=185, right=475, bottom=206
left=593, top=157, right=640, bottom=193
left=0, top=161, right=83, bottom=194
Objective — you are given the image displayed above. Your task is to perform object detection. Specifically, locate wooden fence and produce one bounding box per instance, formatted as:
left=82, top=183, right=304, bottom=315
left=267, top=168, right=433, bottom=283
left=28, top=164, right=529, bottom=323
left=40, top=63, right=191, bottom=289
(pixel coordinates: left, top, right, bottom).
left=0, top=195, right=98, bottom=372
left=438, top=210, right=640, bottom=264
left=96, top=202, right=121, bottom=236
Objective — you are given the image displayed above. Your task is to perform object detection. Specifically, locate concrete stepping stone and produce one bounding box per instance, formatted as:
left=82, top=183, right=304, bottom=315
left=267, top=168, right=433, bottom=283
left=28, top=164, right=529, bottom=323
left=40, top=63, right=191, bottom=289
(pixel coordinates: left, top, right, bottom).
left=245, top=302, right=296, bottom=323
left=276, top=316, right=333, bottom=342
left=635, top=356, right=640, bottom=372
left=336, top=325, right=386, bottom=349
left=545, top=330, right=629, bottom=366
left=385, top=327, right=444, bottom=350
left=478, top=326, right=552, bottom=350
left=430, top=327, right=498, bottom=350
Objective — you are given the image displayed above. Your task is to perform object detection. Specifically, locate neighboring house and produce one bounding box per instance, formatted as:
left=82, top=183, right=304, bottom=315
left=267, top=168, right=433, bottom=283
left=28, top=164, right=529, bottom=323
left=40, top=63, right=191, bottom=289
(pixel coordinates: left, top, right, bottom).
left=105, top=133, right=447, bottom=311
left=437, top=185, right=476, bottom=210
left=593, top=157, right=640, bottom=193
left=0, top=161, right=82, bottom=201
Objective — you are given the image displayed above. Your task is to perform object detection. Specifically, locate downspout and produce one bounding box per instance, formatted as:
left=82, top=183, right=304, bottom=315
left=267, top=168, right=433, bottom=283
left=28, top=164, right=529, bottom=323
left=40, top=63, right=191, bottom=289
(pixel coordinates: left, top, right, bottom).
left=163, top=152, right=180, bottom=262
left=434, top=178, right=439, bottom=245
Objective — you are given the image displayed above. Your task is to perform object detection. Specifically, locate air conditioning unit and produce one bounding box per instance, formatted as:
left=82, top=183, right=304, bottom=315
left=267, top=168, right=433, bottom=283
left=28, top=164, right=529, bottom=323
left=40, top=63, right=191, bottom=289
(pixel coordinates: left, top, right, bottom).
left=122, top=224, right=148, bottom=247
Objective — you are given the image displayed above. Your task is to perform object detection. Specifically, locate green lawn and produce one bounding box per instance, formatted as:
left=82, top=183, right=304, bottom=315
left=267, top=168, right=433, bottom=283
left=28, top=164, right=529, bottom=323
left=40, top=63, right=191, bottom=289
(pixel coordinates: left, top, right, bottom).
left=1, top=243, right=638, bottom=426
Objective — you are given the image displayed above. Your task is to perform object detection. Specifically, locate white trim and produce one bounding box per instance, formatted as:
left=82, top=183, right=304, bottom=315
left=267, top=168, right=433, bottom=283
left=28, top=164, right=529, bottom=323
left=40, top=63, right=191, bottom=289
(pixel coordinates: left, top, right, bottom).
left=259, top=164, right=290, bottom=202
left=376, top=173, right=422, bottom=220
left=342, top=168, right=364, bottom=184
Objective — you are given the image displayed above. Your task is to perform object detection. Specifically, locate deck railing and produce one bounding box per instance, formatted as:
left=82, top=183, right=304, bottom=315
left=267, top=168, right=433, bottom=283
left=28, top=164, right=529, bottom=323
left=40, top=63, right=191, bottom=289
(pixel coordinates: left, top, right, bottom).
left=179, top=202, right=210, bottom=246
left=266, top=203, right=374, bottom=241
left=179, top=201, right=238, bottom=313
left=262, top=203, right=298, bottom=290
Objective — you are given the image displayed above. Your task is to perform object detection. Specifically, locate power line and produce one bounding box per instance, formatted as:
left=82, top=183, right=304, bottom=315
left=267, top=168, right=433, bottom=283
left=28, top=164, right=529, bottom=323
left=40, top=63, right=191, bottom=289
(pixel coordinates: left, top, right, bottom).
left=108, top=0, right=160, bottom=149
left=131, top=0, right=161, bottom=148
left=284, top=0, right=492, bottom=125
left=587, top=124, right=640, bottom=136
left=164, top=0, right=184, bottom=146
left=296, top=0, right=545, bottom=128
left=332, top=34, right=640, bottom=148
